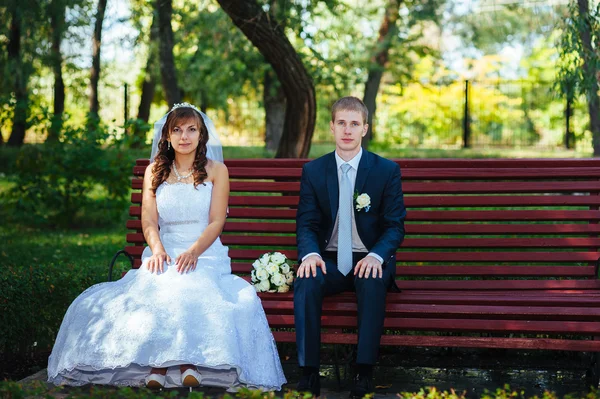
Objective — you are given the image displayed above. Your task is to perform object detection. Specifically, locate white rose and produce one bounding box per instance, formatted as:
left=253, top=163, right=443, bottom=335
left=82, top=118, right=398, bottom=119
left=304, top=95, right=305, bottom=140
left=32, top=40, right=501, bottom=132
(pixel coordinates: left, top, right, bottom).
left=277, top=284, right=290, bottom=293
left=259, top=253, right=271, bottom=266
left=251, top=269, right=257, bottom=283
left=280, top=264, right=290, bottom=274
left=252, top=260, right=262, bottom=270
left=271, top=272, right=286, bottom=287
left=270, top=252, right=286, bottom=265
left=256, top=268, right=269, bottom=281
left=266, top=262, right=280, bottom=274
left=286, top=272, right=295, bottom=285
left=257, top=279, right=270, bottom=292
left=356, top=193, right=370, bottom=209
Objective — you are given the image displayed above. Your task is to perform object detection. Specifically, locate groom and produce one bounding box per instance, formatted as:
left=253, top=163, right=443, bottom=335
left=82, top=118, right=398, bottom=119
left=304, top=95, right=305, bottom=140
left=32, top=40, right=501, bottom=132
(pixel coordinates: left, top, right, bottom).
left=294, top=96, right=406, bottom=398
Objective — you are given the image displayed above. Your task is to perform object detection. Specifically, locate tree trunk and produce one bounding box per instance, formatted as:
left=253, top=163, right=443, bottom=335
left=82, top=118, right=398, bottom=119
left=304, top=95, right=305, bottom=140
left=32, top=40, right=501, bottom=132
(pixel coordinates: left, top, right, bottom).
left=137, top=14, right=159, bottom=123
left=362, top=0, right=401, bottom=149
left=7, top=6, right=27, bottom=147
left=157, top=0, right=181, bottom=107
left=577, top=0, right=600, bottom=156
left=264, top=69, right=286, bottom=152
left=89, top=0, right=107, bottom=119
left=217, top=0, right=316, bottom=158
left=48, top=0, right=66, bottom=141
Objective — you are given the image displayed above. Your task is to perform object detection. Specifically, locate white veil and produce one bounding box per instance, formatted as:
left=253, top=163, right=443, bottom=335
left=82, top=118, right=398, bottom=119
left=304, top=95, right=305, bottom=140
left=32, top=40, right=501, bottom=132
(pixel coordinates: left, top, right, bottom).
left=150, top=103, right=223, bottom=163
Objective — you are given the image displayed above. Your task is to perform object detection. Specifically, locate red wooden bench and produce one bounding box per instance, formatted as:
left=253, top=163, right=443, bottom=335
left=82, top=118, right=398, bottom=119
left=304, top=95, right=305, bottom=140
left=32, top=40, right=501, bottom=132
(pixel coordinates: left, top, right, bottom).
left=111, top=158, right=600, bottom=387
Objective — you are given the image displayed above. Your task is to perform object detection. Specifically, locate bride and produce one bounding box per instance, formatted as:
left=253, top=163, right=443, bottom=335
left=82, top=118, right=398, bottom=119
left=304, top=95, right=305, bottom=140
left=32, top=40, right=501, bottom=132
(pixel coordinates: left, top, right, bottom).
left=47, top=103, right=287, bottom=391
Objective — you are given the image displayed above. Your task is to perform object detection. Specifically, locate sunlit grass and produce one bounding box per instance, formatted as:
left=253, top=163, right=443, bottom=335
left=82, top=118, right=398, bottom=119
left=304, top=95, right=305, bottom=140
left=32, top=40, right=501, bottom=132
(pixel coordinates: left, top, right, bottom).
left=0, top=224, right=131, bottom=277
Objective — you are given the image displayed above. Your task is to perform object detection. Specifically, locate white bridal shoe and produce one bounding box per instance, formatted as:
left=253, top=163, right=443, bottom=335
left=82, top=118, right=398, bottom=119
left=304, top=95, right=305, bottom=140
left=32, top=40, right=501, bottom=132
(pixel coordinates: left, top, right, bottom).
left=182, top=368, right=202, bottom=387
left=145, top=373, right=166, bottom=389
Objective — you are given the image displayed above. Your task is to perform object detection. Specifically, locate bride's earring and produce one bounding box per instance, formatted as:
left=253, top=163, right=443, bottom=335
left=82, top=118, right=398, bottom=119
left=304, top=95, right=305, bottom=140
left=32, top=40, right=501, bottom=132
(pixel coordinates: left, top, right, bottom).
left=168, top=141, right=171, bottom=150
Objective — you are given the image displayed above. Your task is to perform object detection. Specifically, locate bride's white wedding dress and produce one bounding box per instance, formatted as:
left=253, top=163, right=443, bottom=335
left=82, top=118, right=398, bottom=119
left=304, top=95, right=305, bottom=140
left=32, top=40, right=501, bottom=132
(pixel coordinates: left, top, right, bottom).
left=47, top=181, right=287, bottom=390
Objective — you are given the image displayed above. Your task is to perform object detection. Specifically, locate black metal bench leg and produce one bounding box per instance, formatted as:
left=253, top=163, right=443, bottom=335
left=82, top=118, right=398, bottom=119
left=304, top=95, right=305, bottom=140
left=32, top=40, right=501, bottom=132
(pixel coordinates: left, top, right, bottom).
left=108, top=249, right=134, bottom=282
left=333, top=344, right=342, bottom=390
left=587, top=352, right=600, bottom=390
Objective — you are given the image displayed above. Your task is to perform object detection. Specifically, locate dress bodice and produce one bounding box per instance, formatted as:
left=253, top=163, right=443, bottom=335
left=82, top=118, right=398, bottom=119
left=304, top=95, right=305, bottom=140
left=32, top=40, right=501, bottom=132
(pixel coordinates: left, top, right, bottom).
left=156, top=181, right=213, bottom=232
left=153, top=181, right=226, bottom=257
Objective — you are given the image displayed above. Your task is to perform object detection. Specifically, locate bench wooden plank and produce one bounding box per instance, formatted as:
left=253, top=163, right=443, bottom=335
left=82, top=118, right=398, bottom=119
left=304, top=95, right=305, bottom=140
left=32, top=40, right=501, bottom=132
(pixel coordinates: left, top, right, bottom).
left=130, top=193, right=600, bottom=208
left=271, top=332, right=600, bottom=351
left=265, top=315, right=600, bottom=334
left=126, top=233, right=600, bottom=248
left=125, top=219, right=600, bottom=235
left=133, top=164, right=600, bottom=179
left=261, top=301, right=600, bottom=320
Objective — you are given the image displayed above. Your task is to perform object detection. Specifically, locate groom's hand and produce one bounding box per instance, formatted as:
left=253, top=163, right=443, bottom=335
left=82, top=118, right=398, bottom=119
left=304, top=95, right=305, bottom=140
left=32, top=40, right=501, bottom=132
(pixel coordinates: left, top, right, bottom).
left=297, top=255, right=326, bottom=278
left=354, top=255, right=383, bottom=278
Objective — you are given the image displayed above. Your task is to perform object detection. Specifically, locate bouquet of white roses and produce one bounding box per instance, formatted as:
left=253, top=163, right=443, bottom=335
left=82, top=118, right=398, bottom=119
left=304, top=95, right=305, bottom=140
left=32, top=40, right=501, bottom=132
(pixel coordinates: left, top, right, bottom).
left=251, top=251, right=295, bottom=293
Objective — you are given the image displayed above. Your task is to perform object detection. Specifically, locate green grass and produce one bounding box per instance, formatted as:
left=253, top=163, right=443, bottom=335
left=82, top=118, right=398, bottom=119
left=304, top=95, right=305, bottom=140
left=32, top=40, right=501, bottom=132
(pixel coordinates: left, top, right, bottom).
left=0, top=223, right=132, bottom=278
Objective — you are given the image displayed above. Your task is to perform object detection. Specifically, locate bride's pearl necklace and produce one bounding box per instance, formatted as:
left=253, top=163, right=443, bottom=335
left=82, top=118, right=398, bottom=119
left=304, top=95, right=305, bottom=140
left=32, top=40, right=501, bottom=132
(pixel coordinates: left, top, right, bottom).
left=173, top=163, right=193, bottom=181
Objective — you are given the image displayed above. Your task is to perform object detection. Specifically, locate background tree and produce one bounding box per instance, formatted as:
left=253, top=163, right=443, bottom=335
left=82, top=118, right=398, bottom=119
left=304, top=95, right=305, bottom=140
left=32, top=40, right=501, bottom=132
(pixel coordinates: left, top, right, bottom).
left=89, top=0, right=107, bottom=121
left=558, top=0, right=600, bottom=156
left=362, top=0, right=401, bottom=147
left=47, top=0, right=67, bottom=141
left=136, top=13, right=159, bottom=124
left=6, top=1, right=40, bottom=147
left=217, top=0, right=316, bottom=158
left=157, top=0, right=181, bottom=107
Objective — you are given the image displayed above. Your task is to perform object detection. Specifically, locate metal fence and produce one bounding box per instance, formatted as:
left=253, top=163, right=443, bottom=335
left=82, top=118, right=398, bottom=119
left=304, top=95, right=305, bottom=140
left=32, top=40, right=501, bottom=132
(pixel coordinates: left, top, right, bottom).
left=369, top=79, right=588, bottom=150
left=54, top=79, right=588, bottom=151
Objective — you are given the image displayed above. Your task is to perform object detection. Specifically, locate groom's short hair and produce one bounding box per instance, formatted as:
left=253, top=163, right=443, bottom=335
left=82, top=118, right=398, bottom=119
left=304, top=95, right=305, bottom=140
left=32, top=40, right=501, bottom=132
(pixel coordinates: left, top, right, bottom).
left=331, top=96, right=368, bottom=124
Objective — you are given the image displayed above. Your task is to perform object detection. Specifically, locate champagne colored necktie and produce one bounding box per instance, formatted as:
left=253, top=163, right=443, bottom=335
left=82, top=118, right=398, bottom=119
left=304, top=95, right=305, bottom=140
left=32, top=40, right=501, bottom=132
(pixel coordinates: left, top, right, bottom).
left=337, top=163, right=353, bottom=275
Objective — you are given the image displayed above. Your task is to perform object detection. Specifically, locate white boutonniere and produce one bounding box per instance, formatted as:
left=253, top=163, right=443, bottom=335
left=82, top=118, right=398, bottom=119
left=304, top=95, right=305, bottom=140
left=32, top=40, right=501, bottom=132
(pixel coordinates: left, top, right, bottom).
left=354, top=192, right=371, bottom=212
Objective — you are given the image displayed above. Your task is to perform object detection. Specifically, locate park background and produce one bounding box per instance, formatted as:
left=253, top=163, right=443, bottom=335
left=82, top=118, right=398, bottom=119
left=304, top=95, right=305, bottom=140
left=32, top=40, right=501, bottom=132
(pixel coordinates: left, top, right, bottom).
left=2, top=0, right=600, bottom=397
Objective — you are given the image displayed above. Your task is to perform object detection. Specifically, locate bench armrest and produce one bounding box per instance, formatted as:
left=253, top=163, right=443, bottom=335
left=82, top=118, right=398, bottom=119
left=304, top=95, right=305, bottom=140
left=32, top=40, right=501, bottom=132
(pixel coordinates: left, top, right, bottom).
left=108, top=249, right=134, bottom=282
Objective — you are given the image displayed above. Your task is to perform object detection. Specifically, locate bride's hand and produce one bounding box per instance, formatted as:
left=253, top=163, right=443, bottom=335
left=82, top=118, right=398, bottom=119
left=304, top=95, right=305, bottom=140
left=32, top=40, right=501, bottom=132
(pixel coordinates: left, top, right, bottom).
left=146, top=252, right=171, bottom=274
left=175, top=250, right=198, bottom=274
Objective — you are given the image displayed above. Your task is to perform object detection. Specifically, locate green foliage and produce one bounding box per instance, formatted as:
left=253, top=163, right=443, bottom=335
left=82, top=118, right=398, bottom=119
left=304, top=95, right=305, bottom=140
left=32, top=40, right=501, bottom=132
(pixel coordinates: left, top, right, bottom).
left=0, top=382, right=598, bottom=399
left=556, top=0, right=600, bottom=98
left=0, top=222, right=129, bottom=365
left=6, top=119, right=134, bottom=227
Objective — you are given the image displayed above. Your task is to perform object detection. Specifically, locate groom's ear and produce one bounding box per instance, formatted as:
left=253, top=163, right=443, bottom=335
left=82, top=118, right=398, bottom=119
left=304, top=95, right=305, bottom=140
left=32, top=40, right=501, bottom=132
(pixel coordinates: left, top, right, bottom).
left=362, top=124, right=369, bottom=137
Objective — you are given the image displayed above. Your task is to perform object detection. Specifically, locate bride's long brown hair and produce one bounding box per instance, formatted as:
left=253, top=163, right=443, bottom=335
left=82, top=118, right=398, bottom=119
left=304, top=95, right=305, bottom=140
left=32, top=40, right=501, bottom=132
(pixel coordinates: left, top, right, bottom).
left=151, top=107, right=210, bottom=193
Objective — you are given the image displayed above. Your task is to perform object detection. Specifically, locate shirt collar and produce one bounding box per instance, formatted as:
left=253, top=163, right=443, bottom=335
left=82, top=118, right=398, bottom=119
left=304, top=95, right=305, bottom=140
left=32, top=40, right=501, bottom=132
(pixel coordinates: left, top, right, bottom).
left=335, top=148, right=362, bottom=172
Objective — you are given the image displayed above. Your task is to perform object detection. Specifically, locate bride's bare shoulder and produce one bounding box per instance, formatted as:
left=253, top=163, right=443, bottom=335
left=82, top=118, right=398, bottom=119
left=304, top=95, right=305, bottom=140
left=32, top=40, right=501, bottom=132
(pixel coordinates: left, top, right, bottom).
left=206, top=159, right=228, bottom=183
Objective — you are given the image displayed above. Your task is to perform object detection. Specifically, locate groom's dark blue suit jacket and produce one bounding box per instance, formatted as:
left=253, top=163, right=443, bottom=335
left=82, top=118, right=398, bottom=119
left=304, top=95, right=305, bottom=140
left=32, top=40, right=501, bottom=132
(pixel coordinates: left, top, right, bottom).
left=296, top=150, right=407, bottom=269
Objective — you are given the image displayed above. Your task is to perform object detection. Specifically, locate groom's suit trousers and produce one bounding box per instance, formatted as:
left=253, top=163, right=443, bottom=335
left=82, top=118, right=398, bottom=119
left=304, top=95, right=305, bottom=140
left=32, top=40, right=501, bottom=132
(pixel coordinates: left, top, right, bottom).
left=293, top=251, right=395, bottom=368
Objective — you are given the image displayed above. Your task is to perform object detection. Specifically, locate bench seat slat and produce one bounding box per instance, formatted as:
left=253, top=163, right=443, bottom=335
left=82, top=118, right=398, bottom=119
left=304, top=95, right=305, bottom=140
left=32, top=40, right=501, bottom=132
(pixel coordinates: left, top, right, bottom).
left=265, top=315, right=600, bottom=334
left=258, top=292, right=600, bottom=306
left=393, top=280, right=600, bottom=290
left=229, top=264, right=595, bottom=277
left=271, top=332, right=600, bottom=351
left=260, top=302, right=600, bottom=320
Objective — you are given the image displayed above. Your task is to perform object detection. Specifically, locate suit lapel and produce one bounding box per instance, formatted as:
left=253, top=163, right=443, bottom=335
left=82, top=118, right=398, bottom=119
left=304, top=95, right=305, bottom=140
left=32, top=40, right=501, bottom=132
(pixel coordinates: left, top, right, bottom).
left=354, top=150, right=372, bottom=198
left=326, top=152, right=339, bottom=221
